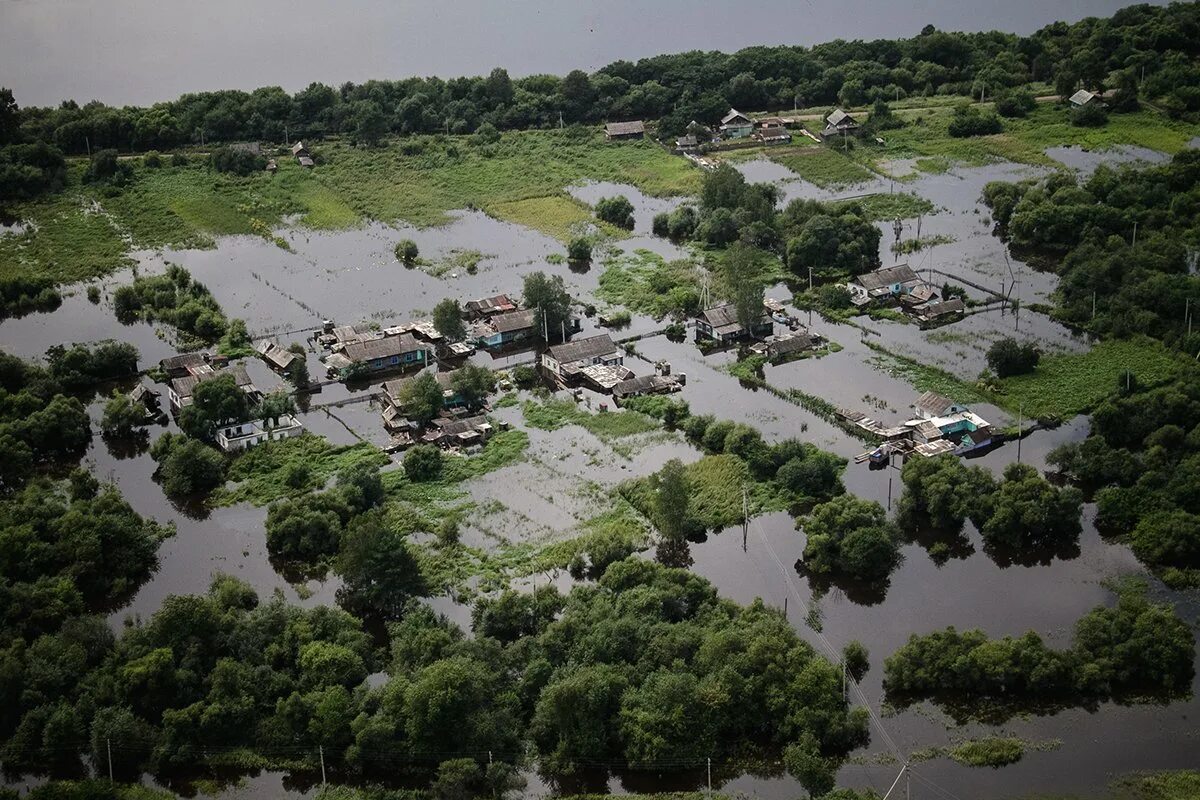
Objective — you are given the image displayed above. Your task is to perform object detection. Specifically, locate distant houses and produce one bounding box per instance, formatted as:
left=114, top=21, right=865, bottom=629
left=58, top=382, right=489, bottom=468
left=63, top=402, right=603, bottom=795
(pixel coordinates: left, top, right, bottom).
left=695, top=303, right=774, bottom=344
left=823, top=108, right=861, bottom=138
left=604, top=121, right=645, bottom=141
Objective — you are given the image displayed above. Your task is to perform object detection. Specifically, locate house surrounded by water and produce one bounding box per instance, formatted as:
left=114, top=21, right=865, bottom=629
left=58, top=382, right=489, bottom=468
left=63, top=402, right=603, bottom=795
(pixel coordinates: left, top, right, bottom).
left=695, top=303, right=774, bottom=343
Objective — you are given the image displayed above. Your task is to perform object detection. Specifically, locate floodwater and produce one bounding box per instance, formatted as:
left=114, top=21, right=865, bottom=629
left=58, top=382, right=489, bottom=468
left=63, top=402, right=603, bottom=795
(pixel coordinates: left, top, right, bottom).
left=0, top=0, right=1156, bottom=106
left=4, top=129, right=1199, bottom=799
left=1046, top=144, right=1171, bottom=176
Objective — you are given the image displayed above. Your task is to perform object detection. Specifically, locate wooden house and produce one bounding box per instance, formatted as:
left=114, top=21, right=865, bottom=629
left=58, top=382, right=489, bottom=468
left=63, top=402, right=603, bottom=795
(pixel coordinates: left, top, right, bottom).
left=464, top=294, right=517, bottom=319
left=255, top=340, right=297, bottom=373
left=421, top=415, right=493, bottom=448
left=541, top=334, right=625, bottom=387
left=478, top=308, right=538, bottom=348
left=1069, top=89, right=1098, bottom=108
left=168, top=364, right=255, bottom=412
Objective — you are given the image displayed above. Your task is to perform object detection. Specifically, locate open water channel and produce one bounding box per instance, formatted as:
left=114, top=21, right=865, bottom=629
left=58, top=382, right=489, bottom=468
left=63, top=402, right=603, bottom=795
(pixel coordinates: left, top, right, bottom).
left=3, top=141, right=1199, bottom=798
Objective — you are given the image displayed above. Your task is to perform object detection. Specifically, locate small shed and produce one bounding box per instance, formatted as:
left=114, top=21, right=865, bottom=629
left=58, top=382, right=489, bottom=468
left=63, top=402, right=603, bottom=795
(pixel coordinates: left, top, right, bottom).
left=823, top=108, right=861, bottom=137
left=605, top=121, right=646, bottom=141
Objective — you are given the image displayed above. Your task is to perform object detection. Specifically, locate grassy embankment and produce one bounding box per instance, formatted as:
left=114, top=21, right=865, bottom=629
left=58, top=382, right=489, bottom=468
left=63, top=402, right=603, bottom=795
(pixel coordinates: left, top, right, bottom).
left=0, top=129, right=700, bottom=283
left=868, top=336, right=1191, bottom=421
left=214, top=434, right=390, bottom=507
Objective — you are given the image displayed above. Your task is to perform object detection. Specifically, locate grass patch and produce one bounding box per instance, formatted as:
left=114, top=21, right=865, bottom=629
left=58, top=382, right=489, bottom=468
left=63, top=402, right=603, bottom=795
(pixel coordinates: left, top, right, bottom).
left=619, top=454, right=790, bottom=532
left=215, top=434, right=390, bottom=506
left=0, top=191, right=132, bottom=282
left=770, top=147, right=876, bottom=187
left=948, top=737, right=1025, bottom=767
left=597, top=249, right=705, bottom=320
left=1113, top=771, right=1200, bottom=800
left=488, top=194, right=625, bottom=243
left=996, top=337, right=1186, bottom=419
left=522, top=398, right=659, bottom=442
left=841, top=192, right=935, bottom=221
left=867, top=336, right=1189, bottom=420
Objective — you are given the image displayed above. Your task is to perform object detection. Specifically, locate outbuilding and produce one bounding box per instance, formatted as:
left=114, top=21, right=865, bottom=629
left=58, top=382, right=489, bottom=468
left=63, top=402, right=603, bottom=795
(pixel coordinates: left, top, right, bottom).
left=604, top=121, right=646, bottom=140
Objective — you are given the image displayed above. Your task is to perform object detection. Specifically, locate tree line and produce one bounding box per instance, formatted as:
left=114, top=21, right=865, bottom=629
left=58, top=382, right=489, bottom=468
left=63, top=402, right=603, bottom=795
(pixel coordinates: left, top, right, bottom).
left=2, top=2, right=1198, bottom=163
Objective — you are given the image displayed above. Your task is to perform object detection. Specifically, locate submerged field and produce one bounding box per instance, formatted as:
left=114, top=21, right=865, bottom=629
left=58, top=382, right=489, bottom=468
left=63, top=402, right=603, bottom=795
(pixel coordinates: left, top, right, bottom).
left=0, top=128, right=698, bottom=281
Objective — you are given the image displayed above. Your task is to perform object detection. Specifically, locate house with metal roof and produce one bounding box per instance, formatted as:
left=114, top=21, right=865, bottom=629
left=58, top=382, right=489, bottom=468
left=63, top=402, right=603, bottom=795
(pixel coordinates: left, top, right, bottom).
left=695, top=303, right=774, bottom=343
left=913, top=391, right=967, bottom=420
left=421, top=415, right=494, bottom=448
left=604, top=121, right=645, bottom=140
left=849, top=264, right=922, bottom=305
left=914, top=298, right=966, bottom=325
left=159, top=352, right=208, bottom=378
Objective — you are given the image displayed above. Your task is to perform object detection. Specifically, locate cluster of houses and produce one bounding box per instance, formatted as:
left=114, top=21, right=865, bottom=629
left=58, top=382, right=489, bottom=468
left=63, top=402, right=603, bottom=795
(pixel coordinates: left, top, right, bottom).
left=845, top=264, right=966, bottom=326
left=693, top=298, right=824, bottom=362
left=155, top=351, right=304, bottom=452
left=377, top=369, right=496, bottom=452
left=843, top=390, right=995, bottom=463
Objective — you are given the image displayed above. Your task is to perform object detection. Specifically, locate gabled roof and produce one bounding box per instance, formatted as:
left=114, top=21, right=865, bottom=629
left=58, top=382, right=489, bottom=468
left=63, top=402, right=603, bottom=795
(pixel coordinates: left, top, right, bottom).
left=171, top=365, right=251, bottom=400
left=291, top=141, right=308, bottom=155
left=919, top=298, right=966, bottom=318
left=770, top=333, right=815, bottom=355
left=1069, top=89, right=1096, bottom=105
left=605, top=120, right=645, bottom=136
left=428, top=414, right=489, bottom=436
left=855, top=264, right=918, bottom=292
left=465, top=294, right=516, bottom=314
left=256, top=340, right=297, bottom=370
left=344, top=333, right=424, bottom=363
left=827, top=108, right=857, bottom=126
left=546, top=334, right=618, bottom=364
left=721, top=109, right=751, bottom=125
left=491, top=308, right=538, bottom=334
left=160, top=352, right=206, bottom=372
left=915, top=391, right=957, bottom=417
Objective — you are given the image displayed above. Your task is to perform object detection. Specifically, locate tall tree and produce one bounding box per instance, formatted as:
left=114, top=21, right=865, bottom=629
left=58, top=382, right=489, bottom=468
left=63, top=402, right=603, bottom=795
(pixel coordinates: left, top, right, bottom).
left=522, top=271, right=572, bottom=341
left=432, top=298, right=466, bottom=341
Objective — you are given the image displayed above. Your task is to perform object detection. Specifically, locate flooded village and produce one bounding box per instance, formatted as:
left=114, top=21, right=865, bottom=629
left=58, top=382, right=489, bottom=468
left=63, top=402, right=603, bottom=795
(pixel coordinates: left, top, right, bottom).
left=3, top=7, right=1200, bottom=800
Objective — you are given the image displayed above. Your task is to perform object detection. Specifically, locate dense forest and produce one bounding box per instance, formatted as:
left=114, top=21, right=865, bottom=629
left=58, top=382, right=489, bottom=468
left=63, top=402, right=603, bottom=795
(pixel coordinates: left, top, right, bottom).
left=982, top=147, right=1200, bottom=587
left=2, top=2, right=1199, bottom=165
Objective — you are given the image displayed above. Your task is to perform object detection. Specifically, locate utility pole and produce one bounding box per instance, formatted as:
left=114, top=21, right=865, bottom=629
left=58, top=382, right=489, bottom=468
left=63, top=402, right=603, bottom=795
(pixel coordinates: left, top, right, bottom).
left=106, top=737, right=113, bottom=784
left=842, top=658, right=847, bottom=700
left=1016, top=402, right=1023, bottom=464
left=85, top=136, right=91, bottom=157
left=887, top=476, right=893, bottom=510
left=1092, top=292, right=1097, bottom=321
left=742, top=485, right=749, bottom=552
left=1132, top=221, right=1138, bottom=249
left=707, top=757, right=712, bottom=793
left=808, top=263, right=813, bottom=294
left=542, top=309, right=548, bottom=342
left=319, top=745, right=327, bottom=788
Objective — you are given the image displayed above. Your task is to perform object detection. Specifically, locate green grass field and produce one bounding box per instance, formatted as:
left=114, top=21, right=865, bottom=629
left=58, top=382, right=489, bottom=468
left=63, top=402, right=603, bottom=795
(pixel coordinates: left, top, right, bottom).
left=0, top=129, right=699, bottom=283
left=770, top=146, right=878, bottom=187
left=866, top=103, right=1197, bottom=172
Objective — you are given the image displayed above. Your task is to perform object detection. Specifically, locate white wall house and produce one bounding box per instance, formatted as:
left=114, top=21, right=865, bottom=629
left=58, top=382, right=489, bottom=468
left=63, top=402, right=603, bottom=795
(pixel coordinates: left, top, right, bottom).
left=215, top=414, right=304, bottom=452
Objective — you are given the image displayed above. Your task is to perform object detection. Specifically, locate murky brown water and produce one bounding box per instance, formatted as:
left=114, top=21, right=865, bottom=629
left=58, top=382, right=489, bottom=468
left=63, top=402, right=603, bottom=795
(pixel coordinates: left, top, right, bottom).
left=4, top=146, right=1198, bottom=798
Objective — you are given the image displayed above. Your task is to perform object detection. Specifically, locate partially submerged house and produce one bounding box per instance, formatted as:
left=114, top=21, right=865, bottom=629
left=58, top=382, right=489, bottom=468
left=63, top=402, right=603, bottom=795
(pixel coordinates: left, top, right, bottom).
left=749, top=331, right=818, bottom=361
left=215, top=414, right=304, bottom=453
left=255, top=340, right=297, bottom=373
left=719, top=109, right=754, bottom=139
left=340, top=333, right=428, bottom=377
left=913, top=298, right=966, bottom=325
left=913, top=391, right=968, bottom=420
left=848, top=264, right=921, bottom=306
left=695, top=303, right=774, bottom=343
left=604, top=121, right=645, bottom=141
left=464, top=294, right=518, bottom=319
left=823, top=109, right=861, bottom=138
left=542, top=334, right=626, bottom=389
left=478, top=308, right=538, bottom=349
left=167, top=364, right=255, bottom=412
left=422, top=415, right=493, bottom=448
left=612, top=373, right=683, bottom=403
left=129, top=382, right=162, bottom=420
left=382, top=370, right=466, bottom=412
